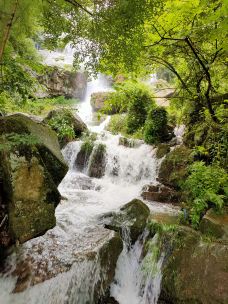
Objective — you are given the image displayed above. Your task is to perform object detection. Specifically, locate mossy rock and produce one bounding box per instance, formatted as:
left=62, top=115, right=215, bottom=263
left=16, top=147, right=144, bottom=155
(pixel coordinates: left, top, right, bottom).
left=43, top=109, right=87, bottom=147
left=156, top=143, right=171, bottom=159
left=103, top=199, right=150, bottom=243
left=0, top=114, right=68, bottom=185
left=96, top=231, right=123, bottom=303
left=158, top=145, right=193, bottom=189
left=0, top=114, right=68, bottom=247
left=88, top=143, right=106, bottom=178
left=1, top=147, right=58, bottom=243
left=150, top=224, right=228, bottom=304
left=75, top=140, right=94, bottom=171
left=199, top=208, right=228, bottom=239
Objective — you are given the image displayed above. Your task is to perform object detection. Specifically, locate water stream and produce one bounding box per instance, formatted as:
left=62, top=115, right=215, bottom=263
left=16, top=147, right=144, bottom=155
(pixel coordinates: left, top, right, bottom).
left=0, top=71, right=178, bottom=304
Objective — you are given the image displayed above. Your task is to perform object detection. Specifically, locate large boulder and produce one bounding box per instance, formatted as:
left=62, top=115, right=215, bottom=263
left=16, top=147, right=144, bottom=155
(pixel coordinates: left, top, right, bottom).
left=43, top=109, right=87, bottom=147
left=103, top=199, right=150, bottom=243
left=4, top=226, right=122, bottom=304
left=36, top=68, right=87, bottom=99
left=156, top=143, right=171, bottom=159
left=0, top=114, right=68, bottom=250
left=199, top=208, right=228, bottom=239
left=158, top=145, right=193, bottom=189
left=149, top=223, right=228, bottom=304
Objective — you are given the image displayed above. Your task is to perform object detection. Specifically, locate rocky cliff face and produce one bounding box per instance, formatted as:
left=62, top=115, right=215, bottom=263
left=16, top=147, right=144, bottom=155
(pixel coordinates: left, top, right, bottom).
left=35, top=67, right=87, bottom=99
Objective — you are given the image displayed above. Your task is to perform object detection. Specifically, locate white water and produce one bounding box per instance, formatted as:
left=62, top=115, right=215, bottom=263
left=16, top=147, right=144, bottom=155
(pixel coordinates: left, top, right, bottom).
left=111, top=232, right=164, bottom=304
left=77, top=74, right=112, bottom=127
left=0, top=70, right=175, bottom=304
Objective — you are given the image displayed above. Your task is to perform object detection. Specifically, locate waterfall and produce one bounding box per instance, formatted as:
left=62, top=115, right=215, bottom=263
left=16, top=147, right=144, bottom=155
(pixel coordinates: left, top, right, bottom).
left=0, top=74, right=173, bottom=304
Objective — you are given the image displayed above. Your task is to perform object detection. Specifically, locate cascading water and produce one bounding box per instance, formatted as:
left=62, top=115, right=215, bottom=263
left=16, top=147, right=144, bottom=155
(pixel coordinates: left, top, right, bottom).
left=0, top=71, right=177, bottom=304
left=110, top=231, right=164, bottom=304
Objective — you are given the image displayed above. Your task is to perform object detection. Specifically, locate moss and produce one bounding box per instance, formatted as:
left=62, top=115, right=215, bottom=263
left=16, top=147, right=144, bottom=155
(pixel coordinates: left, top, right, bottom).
left=156, top=225, right=228, bottom=304
left=158, top=146, right=193, bottom=189
left=156, top=143, right=171, bottom=159
left=75, top=140, right=94, bottom=171
left=4, top=150, right=60, bottom=243
left=0, top=114, right=67, bottom=246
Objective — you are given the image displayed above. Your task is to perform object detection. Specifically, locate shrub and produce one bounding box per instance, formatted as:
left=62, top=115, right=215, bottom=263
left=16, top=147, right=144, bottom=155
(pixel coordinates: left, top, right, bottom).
left=183, top=161, right=228, bottom=228
left=102, top=81, right=153, bottom=120
left=126, top=85, right=155, bottom=134
left=106, top=114, right=128, bottom=135
left=47, top=110, right=75, bottom=144
left=144, top=106, right=169, bottom=144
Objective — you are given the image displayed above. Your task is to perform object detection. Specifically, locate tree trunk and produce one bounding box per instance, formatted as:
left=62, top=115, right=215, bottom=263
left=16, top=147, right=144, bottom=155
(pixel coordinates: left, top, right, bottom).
left=0, top=0, right=19, bottom=63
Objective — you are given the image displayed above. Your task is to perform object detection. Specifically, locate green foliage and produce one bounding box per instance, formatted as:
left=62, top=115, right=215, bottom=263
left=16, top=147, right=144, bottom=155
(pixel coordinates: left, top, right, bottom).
left=0, top=92, right=77, bottom=116
left=80, top=140, right=94, bottom=156
left=148, top=220, right=178, bottom=235
left=107, top=114, right=128, bottom=135
left=185, top=116, right=228, bottom=169
left=0, top=133, right=40, bottom=151
left=47, top=110, right=75, bottom=142
left=144, top=106, right=169, bottom=144
left=122, top=82, right=155, bottom=134
left=102, top=81, right=154, bottom=117
left=102, top=91, right=128, bottom=114
left=80, top=132, right=97, bottom=156
left=183, top=161, right=228, bottom=228
left=1, top=57, right=37, bottom=99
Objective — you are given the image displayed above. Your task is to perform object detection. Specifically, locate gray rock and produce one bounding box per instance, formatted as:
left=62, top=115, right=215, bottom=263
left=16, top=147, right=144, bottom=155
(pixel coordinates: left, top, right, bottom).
left=36, top=68, right=87, bottom=99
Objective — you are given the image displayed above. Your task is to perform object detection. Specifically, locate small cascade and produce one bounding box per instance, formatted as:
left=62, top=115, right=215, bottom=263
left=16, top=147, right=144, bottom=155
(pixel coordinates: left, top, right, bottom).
left=111, top=231, right=164, bottom=304
left=77, top=74, right=113, bottom=126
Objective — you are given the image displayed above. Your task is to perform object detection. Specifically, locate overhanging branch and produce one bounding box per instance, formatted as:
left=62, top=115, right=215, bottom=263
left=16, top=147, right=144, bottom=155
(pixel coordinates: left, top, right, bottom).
left=64, top=0, right=93, bottom=16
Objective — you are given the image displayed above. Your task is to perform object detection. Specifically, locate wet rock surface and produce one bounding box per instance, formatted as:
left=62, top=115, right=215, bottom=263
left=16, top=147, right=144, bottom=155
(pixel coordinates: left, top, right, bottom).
left=3, top=226, right=122, bottom=303
left=75, top=141, right=94, bottom=171
left=88, top=143, right=106, bottom=178
left=141, top=184, right=180, bottom=204
left=102, top=199, right=150, bottom=243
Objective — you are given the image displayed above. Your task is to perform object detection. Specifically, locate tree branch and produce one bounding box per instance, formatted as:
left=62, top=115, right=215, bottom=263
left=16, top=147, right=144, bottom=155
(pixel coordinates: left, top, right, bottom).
left=149, top=55, right=192, bottom=94
left=0, top=0, right=19, bottom=63
left=64, top=0, right=93, bottom=16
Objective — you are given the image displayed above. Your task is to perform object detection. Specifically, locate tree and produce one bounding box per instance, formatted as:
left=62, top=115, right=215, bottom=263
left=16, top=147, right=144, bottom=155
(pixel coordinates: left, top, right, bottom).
left=51, top=0, right=227, bottom=122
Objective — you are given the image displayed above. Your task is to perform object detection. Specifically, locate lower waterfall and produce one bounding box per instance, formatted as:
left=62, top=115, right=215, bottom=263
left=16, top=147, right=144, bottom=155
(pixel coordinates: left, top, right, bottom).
left=110, top=230, right=164, bottom=304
